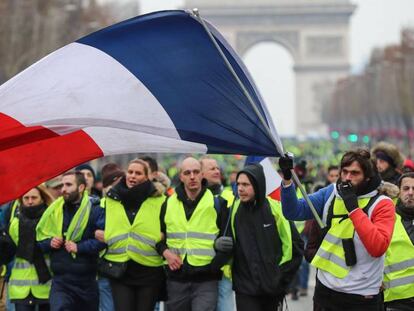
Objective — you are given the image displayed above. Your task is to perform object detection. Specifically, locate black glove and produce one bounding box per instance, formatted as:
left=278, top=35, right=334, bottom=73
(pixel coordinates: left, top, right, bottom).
left=279, top=154, right=293, bottom=180
left=336, top=181, right=358, bottom=213
left=214, top=236, right=233, bottom=253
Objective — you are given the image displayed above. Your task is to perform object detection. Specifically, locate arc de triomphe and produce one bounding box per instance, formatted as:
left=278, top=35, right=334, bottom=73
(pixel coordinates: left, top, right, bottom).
left=185, top=0, right=356, bottom=136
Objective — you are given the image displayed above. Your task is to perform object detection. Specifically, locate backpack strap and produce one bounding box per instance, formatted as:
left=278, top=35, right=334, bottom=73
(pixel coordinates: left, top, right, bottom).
left=325, top=196, right=336, bottom=229
left=213, top=196, right=221, bottom=214
left=326, top=193, right=381, bottom=228
left=361, top=193, right=381, bottom=216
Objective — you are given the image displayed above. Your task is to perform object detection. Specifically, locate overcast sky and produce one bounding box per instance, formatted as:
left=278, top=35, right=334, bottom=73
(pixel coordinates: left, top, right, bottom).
left=139, top=0, right=414, bottom=136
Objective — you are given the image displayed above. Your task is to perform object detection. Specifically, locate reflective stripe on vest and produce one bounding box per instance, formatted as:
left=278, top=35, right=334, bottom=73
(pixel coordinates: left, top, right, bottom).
left=311, top=195, right=381, bottom=279
left=384, top=258, right=414, bottom=275
left=13, top=259, right=51, bottom=270
left=107, top=232, right=157, bottom=248
left=107, top=245, right=159, bottom=256
left=165, top=190, right=219, bottom=267
left=384, top=214, right=414, bottom=302
left=9, top=279, right=51, bottom=286
left=104, top=196, right=165, bottom=267
left=169, top=248, right=216, bottom=257
left=36, top=192, right=91, bottom=243
left=167, top=232, right=216, bottom=240
left=9, top=218, right=51, bottom=300
left=68, top=199, right=91, bottom=242
left=231, top=197, right=293, bottom=265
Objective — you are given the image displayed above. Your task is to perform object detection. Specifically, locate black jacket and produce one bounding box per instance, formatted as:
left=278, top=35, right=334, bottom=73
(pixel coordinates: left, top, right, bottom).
left=380, top=167, right=401, bottom=185
left=156, top=182, right=230, bottom=282
left=232, top=163, right=303, bottom=298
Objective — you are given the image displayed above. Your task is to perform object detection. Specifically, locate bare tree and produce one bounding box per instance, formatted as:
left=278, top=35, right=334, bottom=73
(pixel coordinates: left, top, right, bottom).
left=326, top=28, right=414, bottom=154
left=0, top=0, right=128, bottom=82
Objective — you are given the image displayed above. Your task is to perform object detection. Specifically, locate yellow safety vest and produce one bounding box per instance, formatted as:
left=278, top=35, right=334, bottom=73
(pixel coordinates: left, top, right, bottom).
left=384, top=213, right=414, bottom=302
left=294, top=221, right=305, bottom=234
left=37, top=192, right=91, bottom=243
left=311, top=196, right=372, bottom=278
left=294, top=189, right=305, bottom=234
left=221, top=188, right=235, bottom=207
left=9, top=218, right=51, bottom=300
left=9, top=200, right=20, bottom=222
left=165, top=190, right=219, bottom=267
left=231, top=197, right=293, bottom=265
left=219, top=189, right=235, bottom=280
left=104, top=195, right=165, bottom=267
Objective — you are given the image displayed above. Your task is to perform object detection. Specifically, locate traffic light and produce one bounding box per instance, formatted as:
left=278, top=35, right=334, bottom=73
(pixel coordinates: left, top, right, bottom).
left=347, top=134, right=358, bottom=143
left=362, top=135, right=370, bottom=144
left=330, top=131, right=340, bottom=140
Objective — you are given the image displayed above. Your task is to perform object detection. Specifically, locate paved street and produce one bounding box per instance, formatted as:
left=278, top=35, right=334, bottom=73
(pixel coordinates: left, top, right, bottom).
left=285, top=267, right=315, bottom=311
left=158, top=268, right=316, bottom=311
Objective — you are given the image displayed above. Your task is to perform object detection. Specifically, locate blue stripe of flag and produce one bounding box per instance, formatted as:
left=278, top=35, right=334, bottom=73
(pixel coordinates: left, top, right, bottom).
left=77, top=10, right=279, bottom=156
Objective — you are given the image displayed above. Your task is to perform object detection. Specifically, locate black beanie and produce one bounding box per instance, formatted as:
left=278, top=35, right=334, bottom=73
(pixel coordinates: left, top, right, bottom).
left=76, top=164, right=96, bottom=181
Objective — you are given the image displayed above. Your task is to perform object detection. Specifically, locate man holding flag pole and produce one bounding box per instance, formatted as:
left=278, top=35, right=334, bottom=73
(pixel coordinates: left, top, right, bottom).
left=280, top=149, right=395, bottom=310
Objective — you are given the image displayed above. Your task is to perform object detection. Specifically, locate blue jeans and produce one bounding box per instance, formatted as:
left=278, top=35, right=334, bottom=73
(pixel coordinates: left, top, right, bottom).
left=299, top=234, right=309, bottom=290
left=50, top=277, right=99, bottom=311
left=6, top=283, right=15, bottom=311
left=216, top=276, right=234, bottom=311
left=299, top=258, right=310, bottom=289
left=98, top=277, right=114, bottom=311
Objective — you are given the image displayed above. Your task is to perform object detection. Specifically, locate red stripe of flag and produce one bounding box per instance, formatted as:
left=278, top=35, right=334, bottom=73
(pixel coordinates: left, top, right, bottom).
left=0, top=113, right=103, bottom=203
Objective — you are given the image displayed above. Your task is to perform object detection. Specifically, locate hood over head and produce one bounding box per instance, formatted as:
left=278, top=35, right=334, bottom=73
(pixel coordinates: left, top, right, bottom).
left=236, top=163, right=266, bottom=207
left=372, top=142, right=404, bottom=169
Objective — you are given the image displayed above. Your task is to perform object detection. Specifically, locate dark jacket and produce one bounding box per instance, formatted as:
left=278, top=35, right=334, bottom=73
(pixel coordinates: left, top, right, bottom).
left=0, top=202, right=17, bottom=280
left=38, top=195, right=105, bottom=281
left=156, top=181, right=230, bottom=282
left=0, top=203, right=8, bottom=229
left=0, top=201, right=17, bottom=230
left=232, top=164, right=303, bottom=298
left=397, top=201, right=414, bottom=245
left=380, top=167, right=401, bottom=185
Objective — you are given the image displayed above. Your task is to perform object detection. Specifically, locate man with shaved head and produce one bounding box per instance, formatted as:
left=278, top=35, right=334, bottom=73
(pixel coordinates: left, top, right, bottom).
left=156, top=157, right=230, bottom=311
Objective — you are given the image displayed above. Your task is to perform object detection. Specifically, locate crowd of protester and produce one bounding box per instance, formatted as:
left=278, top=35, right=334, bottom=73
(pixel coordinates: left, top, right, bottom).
left=0, top=140, right=413, bottom=311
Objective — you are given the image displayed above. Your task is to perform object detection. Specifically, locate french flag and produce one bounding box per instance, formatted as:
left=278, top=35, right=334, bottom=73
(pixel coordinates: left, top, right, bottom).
left=0, top=10, right=282, bottom=203
left=245, top=156, right=282, bottom=200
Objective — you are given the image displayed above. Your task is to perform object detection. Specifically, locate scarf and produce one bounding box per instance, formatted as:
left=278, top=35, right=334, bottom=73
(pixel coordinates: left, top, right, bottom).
left=355, top=172, right=382, bottom=196
left=17, top=203, right=51, bottom=283
left=111, top=178, right=154, bottom=210
left=396, top=200, right=414, bottom=220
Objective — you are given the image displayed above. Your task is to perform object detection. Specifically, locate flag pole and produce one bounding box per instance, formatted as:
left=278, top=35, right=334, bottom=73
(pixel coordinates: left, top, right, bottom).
left=192, top=8, right=325, bottom=228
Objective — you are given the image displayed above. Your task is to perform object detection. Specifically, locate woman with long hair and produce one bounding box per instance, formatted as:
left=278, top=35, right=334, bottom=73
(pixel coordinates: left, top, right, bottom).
left=8, top=185, right=55, bottom=311
left=96, top=159, right=166, bottom=311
